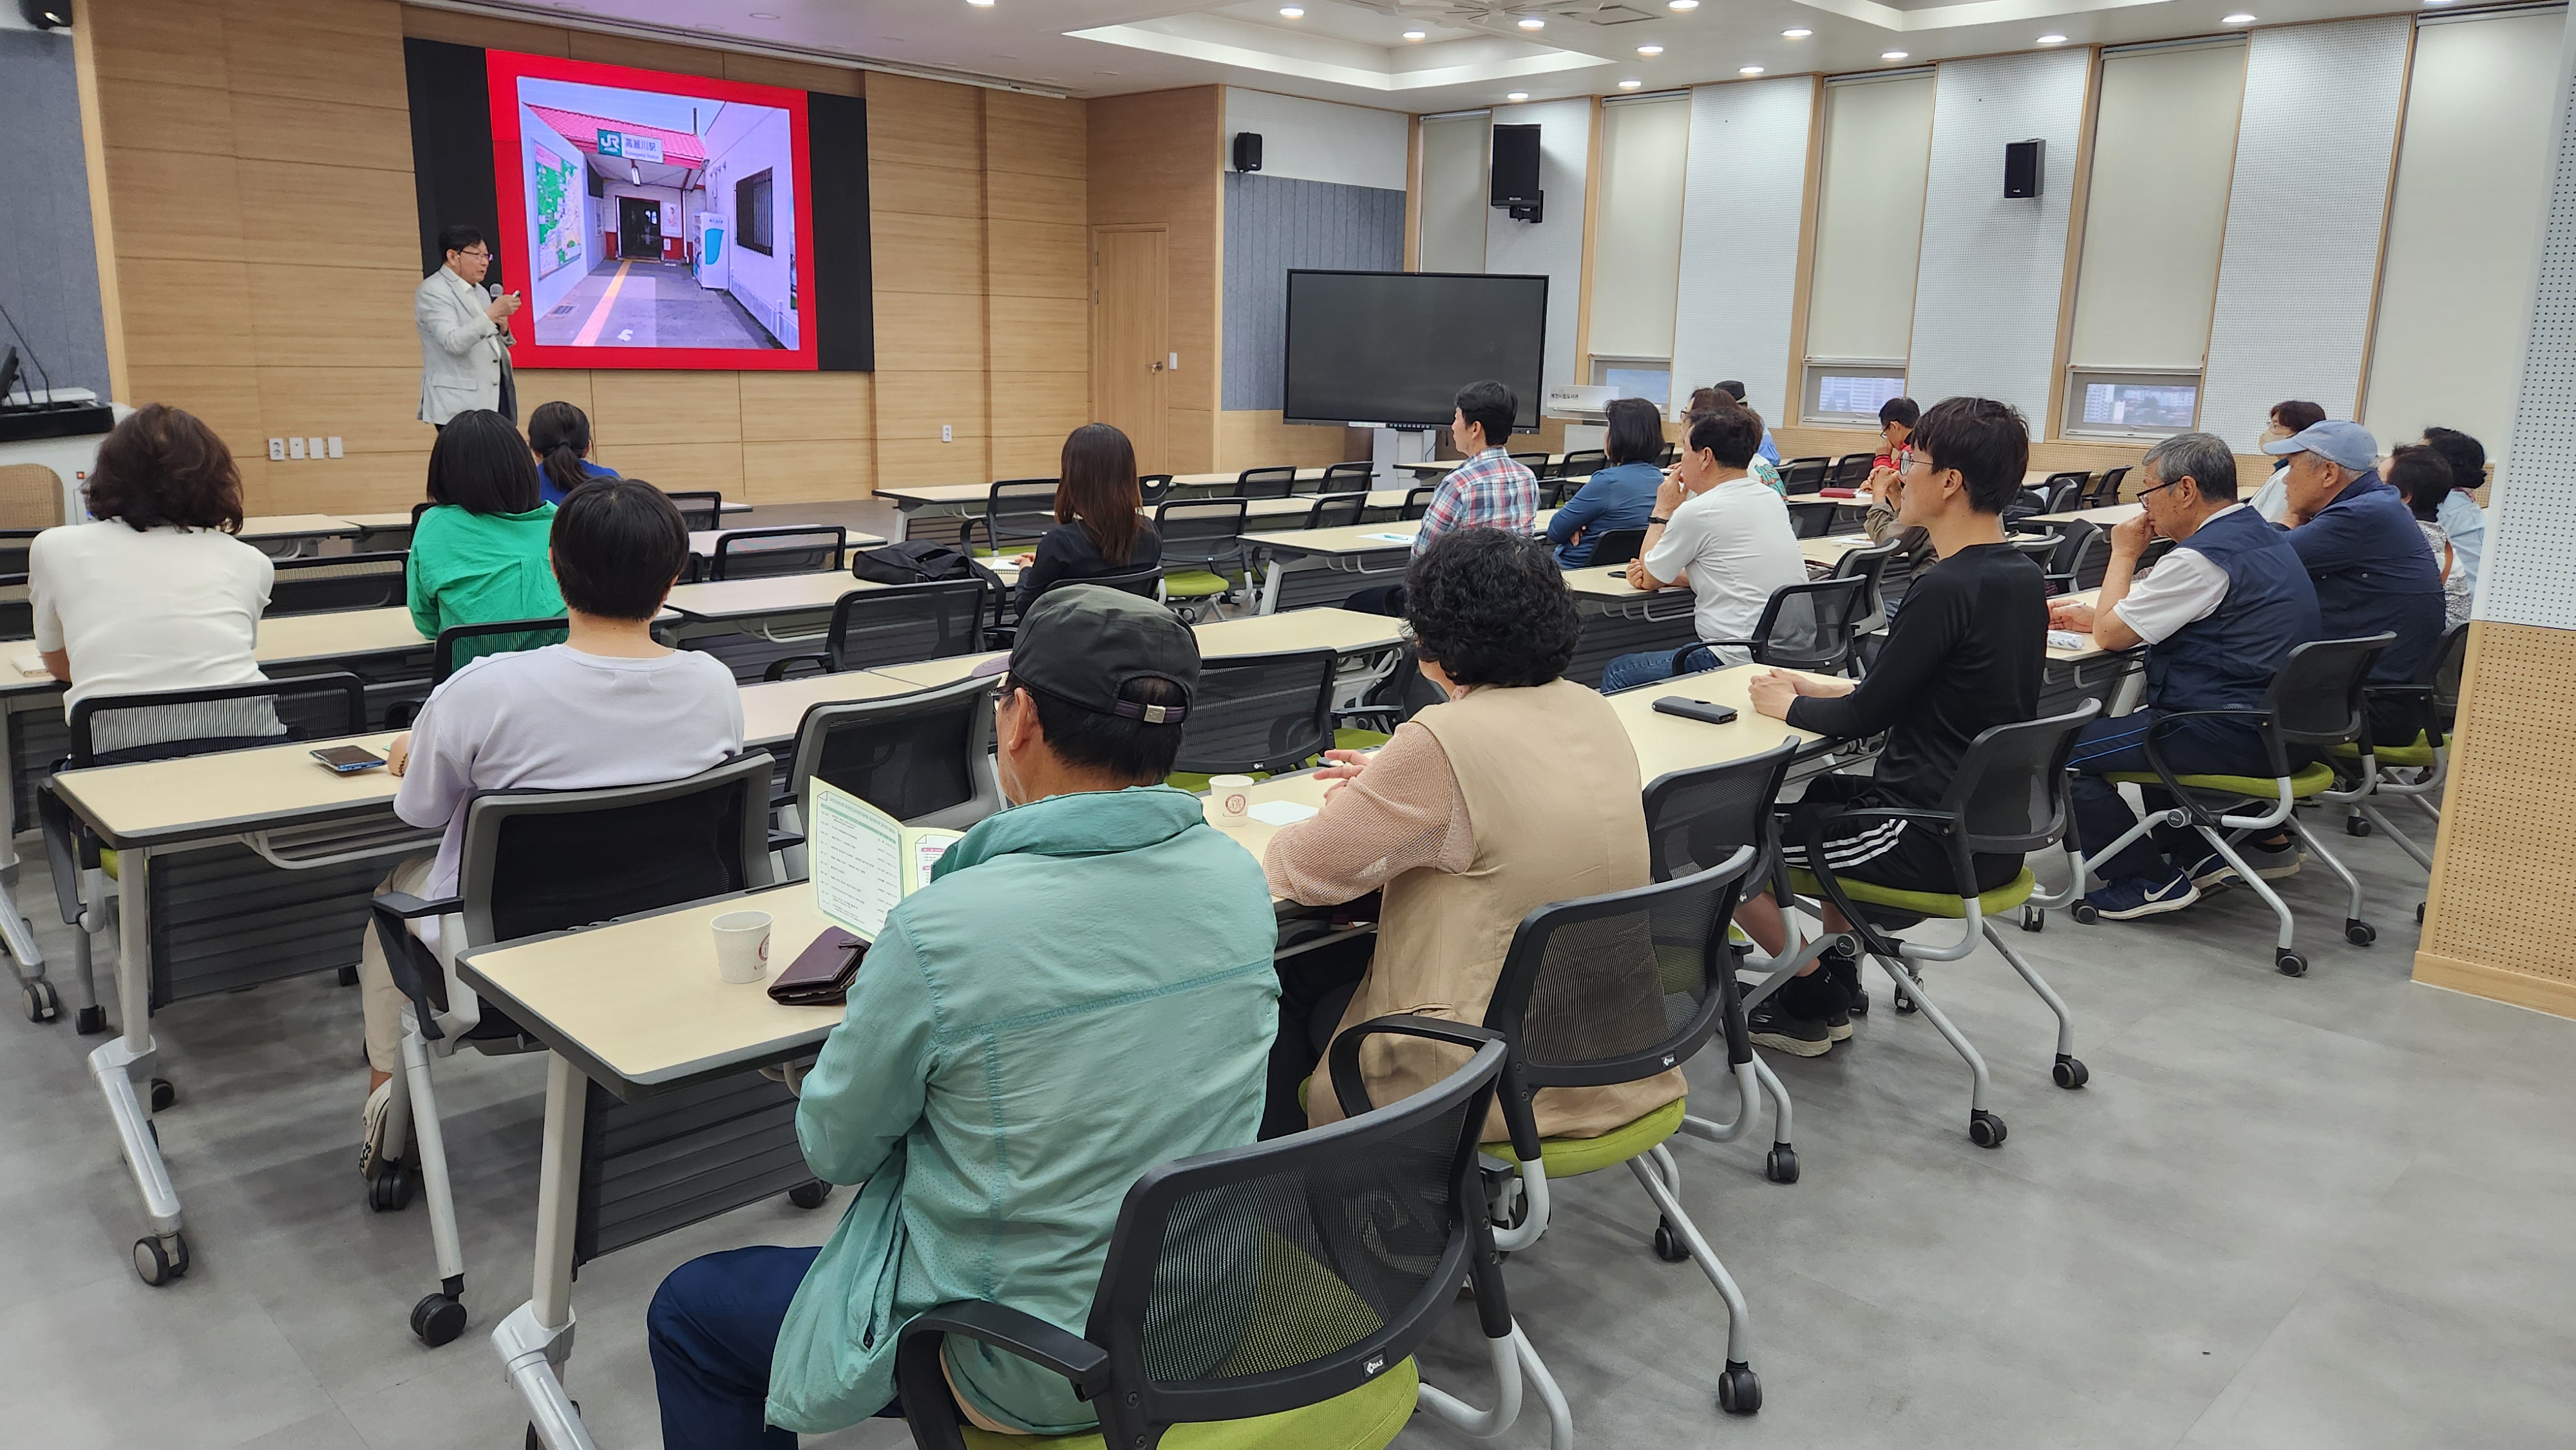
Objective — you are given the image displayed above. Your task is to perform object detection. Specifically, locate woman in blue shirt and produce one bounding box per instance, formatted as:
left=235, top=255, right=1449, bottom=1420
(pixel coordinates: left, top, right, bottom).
left=1548, top=395, right=1667, bottom=567
left=528, top=400, right=618, bottom=506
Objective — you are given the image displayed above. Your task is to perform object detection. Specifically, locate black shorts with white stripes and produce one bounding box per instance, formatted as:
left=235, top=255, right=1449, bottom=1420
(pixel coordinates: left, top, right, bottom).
left=1776, top=775, right=2024, bottom=899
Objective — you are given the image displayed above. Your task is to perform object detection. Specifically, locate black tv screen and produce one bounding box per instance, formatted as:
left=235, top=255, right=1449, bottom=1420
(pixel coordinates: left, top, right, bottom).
left=1282, top=270, right=1547, bottom=431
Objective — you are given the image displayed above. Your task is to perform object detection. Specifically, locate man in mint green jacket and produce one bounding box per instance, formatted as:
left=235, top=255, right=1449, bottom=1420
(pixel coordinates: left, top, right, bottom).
left=648, top=587, right=1282, bottom=1447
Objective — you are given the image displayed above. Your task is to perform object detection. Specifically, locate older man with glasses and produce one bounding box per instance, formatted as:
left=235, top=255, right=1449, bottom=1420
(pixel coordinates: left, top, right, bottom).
left=2049, top=431, right=2324, bottom=920
left=415, top=223, right=522, bottom=429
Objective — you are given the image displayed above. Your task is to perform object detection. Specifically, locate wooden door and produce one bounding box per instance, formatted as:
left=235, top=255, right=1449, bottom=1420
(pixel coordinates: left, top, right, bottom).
left=1091, top=227, right=1168, bottom=474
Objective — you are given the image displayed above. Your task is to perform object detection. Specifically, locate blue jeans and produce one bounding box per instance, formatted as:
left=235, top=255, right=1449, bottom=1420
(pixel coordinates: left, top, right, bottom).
left=1600, top=644, right=1719, bottom=695
left=649, top=1246, right=911, bottom=1448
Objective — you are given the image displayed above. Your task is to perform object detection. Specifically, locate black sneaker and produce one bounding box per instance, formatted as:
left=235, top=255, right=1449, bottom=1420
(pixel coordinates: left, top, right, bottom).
left=1748, top=998, right=1833, bottom=1057
left=1823, top=945, right=1866, bottom=1018
left=1822, top=997, right=1853, bottom=1042
left=2179, top=851, right=2240, bottom=892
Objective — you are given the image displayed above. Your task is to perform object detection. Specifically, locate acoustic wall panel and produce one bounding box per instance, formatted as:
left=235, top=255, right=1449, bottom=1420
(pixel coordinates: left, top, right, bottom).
left=1484, top=97, right=1590, bottom=399
left=1804, top=73, right=1936, bottom=367
left=2483, top=6, right=2576, bottom=630
left=1222, top=88, right=1408, bottom=191
left=0, top=31, right=112, bottom=399
left=1220, top=173, right=1405, bottom=411
left=2067, top=40, right=2246, bottom=372
left=2199, top=16, right=2412, bottom=449
left=1587, top=95, right=1690, bottom=364
left=1418, top=113, right=1490, bottom=274
left=1671, top=78, right=1814, bottom=427
left=1905, top=49, right=2089, bottom=428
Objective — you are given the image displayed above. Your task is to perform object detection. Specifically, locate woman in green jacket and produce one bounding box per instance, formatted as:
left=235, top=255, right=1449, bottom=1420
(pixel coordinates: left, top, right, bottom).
left=406, top=409, right=564, bottom=641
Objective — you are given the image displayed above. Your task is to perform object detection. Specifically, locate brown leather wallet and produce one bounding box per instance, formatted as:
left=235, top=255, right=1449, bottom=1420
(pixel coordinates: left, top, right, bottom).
left=768, top=926, right=866, bottom=1006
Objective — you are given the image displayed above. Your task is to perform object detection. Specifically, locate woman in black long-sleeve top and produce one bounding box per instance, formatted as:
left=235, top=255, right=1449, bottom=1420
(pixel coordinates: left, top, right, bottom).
left=1011, top=422, right=1162, bottom=615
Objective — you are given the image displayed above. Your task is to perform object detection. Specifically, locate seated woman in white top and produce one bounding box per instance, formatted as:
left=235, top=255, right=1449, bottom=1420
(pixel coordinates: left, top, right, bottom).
left=28, top=403, right=278, bottom=756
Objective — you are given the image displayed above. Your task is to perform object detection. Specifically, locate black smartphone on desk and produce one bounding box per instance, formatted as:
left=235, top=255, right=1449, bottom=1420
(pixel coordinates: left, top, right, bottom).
left=311, top=746, right=386, bottom=774
left=1652, top=697, right=1739, bottom=727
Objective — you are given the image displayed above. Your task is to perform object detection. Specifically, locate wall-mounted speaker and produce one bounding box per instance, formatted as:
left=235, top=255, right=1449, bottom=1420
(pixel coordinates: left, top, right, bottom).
left=2004, top=138, right=2044, bottom=199
left=1233, top=131, right=1263, bottom=173
left=1490, top=124, right=1543, bottom=223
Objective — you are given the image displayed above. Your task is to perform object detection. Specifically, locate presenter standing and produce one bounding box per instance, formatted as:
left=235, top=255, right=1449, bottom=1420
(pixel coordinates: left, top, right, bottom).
left=416, top=224, right=521, bottom=429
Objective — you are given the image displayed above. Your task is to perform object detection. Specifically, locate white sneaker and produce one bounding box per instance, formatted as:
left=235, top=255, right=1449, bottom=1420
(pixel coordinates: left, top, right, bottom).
left=359, top=1078, right=394, bottom=1182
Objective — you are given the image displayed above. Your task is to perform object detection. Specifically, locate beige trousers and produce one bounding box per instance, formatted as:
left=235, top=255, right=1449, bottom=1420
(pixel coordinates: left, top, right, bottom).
left=358, top=852, right=438, bottom=1074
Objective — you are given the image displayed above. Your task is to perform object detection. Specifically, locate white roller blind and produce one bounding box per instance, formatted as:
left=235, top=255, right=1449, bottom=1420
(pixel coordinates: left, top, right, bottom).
left=2069, top=41, right=2246, bottom=369
left=1419, top=113, right=1490, bottom=274
left=2364, top=9, right=2566, bottom=456
left=1587, top=95, right=1690, bottom=360
left=1804, top=73, right=1936, bottom=362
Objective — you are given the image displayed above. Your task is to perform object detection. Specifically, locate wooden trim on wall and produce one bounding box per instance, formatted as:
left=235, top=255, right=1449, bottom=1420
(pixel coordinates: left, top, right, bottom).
left=2043, top=48, right=2106, bottom=442
left=2351, top=15, right=2421, bottom=420
left=1405, top=114, right=1423, bottom=272
left=70, top=17, right=129, bottom=407
left=1572, top=96, right=1605, bottom=384
left=2192, top=39, right=2254, bottom=433
left=1781, top=75, right=1828, bottom=431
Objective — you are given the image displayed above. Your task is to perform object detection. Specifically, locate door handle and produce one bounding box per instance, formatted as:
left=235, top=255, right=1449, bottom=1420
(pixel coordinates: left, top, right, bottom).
left=1149, top=361, right=1164, bottom=372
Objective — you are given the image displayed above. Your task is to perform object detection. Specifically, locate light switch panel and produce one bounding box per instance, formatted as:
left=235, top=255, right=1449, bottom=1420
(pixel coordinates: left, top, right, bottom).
left=306, top=437, right=325, bottom=460
left=325, top=436, right=344, bottom=458
left=287, top=437, right=306, bottom=460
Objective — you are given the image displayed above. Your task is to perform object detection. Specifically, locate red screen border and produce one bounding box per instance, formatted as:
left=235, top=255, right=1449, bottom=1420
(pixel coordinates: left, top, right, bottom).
left=484, top=48, right=820, bottom=372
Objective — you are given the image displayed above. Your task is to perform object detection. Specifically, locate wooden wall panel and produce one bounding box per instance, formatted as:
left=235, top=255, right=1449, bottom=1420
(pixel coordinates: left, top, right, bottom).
left=1216, top=411, right=1369, bottom=471
left=598, top=442, right=746, bottom=495
left=739, top=373, right=874, bottom=443
left=1088, top=87, right=1220, bottom=473
left=565, top=30, right=725, bottom=79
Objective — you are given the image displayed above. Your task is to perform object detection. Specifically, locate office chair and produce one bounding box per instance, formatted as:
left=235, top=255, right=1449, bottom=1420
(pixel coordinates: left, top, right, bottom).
left=261, top=553, right=410, bottom=615
left=1786, top=499, right=1839, bottom=540
left=1168, top=648, right=1337, bottom=786
left=1155, top=497, right=1253, bottom=621
left=1557, top=448, right=1607, bottom=481
left=1320, top=459, right=1376, bottom=494
left=1786, top=702, right=2099, bottom=1147
left=665, top=489, right=723, bottom=532
left=433, top=616, right=570, bottom=684
left=0, top=527, right=43, bottom=578
left=1778, top=457, right=1831, bottom=495
left=2038, top=471, right=2090, bottom=512
left=1235, top=465, right=1300, bottom=499
left=1400, top=485, right=1441, bottom=521
left=2333, top=622, right=2468, bottom=926
left=366, top=755, right=820, bottom=1345
left=1831, top=536, right=1904, bottom=638
left=2043, top=520, right=2111, bottom=594
left=762, top=579, right=989, bottom=679
left=1586, top=526, right=1647, bottom=568
left=2082, top=467, right=2130, bottom=508
left=2070, top=635, right=2390, bottom=975
left=981, top=478, right=1061, bottom=556
left=1641, top=740, right=1804, bottom=1184
left=1304, top=490, right=1371, bottom=529
left=1828, top=453, right=1877, bottom=489
left=900, top=1035, right=1571, bottom=1450
left=776, top=675, right=999, bottom=876
left=1669, top=576, right=1871, bottom=678
left=2004, top=534, right=2061, bottom=572
left=1439, top=845, right=1768, bottom=1417
left=1137, top=472, right=1176, bottom=507
left=1509, top=450, right=1553, bottom=476
left=710, top=525, right=848, bottom=581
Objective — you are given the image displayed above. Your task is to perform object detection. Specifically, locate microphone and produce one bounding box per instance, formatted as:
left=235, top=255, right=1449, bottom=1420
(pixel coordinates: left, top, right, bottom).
left=487, top=283, right=514, bottom=345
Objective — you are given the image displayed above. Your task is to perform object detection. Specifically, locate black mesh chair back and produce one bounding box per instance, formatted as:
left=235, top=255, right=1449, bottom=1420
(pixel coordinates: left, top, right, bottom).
left=1399, top=485, right=1440, bottom=520
left=893, top=1038, right=1510, bottom=1449
left=1139, top=473, right=1177, bottom=507
left=983, top=478, right=1062, bottom=554
left=0, top=528, right=41, bottom=578
left=1658, top=442, right=1678, bottom=467
left=68, top=673, right=366, bottom=767
left=1642, top=739, right=1799, bottom=887
left=2428, top=622, right=2470, bottom=736
left=1304, top=491, right=1370, bottom=530
left=2047, top=520, right=2110, bottom=592
left=902, top=514, right=980, bottom=551
left=1587, top=527, right=1646, bottom=567
left=1779, top=457, right=1831, bottom=495
left=2039, top=472, right=2089, bottom=511
left=2005, top=534, right=2060, bottom=570
left=1940, top=701, right=2098, bottom=856
left=1482, top=849, right=1758, bottom=1133
left=1557, top=449, right=1607, bottom=480
left=1786, top=499, right=1839, bottom=539
left=711, top=525, right=848, bottom=580
left=1156, top=498, right=1252, bottom=576
left=791, top=675, right=998, bottom=828
left=1173, top=648, right=1336, bottom=777
left=2268, top=634, right=2392, bottom=748
left=2083, top=467, right=2129, bottom=508
left=1509, top=451, right=1553, bottom=478
left=0, top=573, right=26, bottom=641
left=1039, top=563, right=1163, bottom=605
left=1830, top=453, right=1876, bottom=488
left=1236, top=466, right=1300, bottom=499
left=1831, top=536, right=1903, bottom=632
left=471, top=757, right=769, bottom=948
left=269, top=552, right=409, bottom=614
left=433, top=616, right=569, bottom=684
left=665, top=490, right=723, bottom=532
left=1748, top=576, right=1870, bottom=673
left=1320, top=460, right=1376, bottom=494
left=819, top=579, right=988, bottom=673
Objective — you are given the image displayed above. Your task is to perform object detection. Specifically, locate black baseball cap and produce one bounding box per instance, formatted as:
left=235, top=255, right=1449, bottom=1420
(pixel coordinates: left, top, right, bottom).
left=1004, top=585, right=1198, bottom=724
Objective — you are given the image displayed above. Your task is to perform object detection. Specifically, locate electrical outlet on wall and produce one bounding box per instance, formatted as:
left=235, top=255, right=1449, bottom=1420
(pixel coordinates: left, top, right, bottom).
left=306, top=437, right=325, bottom=460
left=941, top=424, right=952, bottom=442
left=287, top=437, right=306, bottom=460
left=326, top=437, right=344, bottom=459
left=269, top=438, right=287, bottom=461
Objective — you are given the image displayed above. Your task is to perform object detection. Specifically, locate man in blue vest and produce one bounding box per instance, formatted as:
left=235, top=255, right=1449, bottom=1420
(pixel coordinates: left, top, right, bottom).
left=2049, top=432, right=2323, bottom=919
left=2269, top=419, right=2448, bottom=748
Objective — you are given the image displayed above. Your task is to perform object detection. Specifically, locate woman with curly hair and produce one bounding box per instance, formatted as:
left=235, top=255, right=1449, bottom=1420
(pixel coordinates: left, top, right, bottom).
left=1256, top=526, right=1676, bottom=1140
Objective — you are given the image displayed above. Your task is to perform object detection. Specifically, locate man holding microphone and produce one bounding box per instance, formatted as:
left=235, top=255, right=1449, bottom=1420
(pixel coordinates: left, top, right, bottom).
left=416, top=224, right=520, bottom=429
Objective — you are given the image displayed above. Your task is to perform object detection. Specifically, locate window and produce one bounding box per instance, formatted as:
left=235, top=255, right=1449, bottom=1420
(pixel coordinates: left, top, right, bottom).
left=1802, top=362, right=1908, bottom=425
left=1589, top=356, right=1671, bottom=410
left=2063, top=369, right=2201, bottom=438
left=736, top=169, right=775, bottom=256
left=1587, top=94, right=1690, bottom=362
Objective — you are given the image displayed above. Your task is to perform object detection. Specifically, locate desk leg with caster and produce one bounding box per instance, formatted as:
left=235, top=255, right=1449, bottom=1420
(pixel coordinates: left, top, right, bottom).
left=1, top=704, right=52, bottom=1022
left=497, top=1051, right=596, bottom=1450
left=86, top=844, right=186, bottom=1283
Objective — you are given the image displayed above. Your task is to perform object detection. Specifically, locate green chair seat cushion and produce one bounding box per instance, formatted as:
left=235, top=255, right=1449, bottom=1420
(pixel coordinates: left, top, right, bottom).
left=1162, top=569, right=1234, bottom=598
left=2104, top=760, right=2338, bottom=800
left=2334, top=733, right=2443, bottom=768
left=1479, top=1095, right=1687, bottom=1179
left=1334, top=727, right=1390, bottom=751
left=959, top=1357, right=1416, bottom=1450
left=1788, top=865, right=2035, bottom=920
left=100, top=847, right=118, bottom=881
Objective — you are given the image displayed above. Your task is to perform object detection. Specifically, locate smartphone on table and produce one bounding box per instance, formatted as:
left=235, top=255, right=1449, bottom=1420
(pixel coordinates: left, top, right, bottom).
left=1651, top=697, right=1739, bottom=727
left=312, top=746, right=387, bottom=775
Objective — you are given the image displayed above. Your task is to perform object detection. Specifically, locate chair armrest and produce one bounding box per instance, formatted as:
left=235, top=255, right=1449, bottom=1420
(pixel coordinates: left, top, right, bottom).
left=1325, top=1015, right=1517, bottom=1151
left=767, top=829, right=806, bottom=852
left=894, top=1301, right=1111, bottom=1450
left=371, top=890, right=462, bottom=921
left=2132, top=706, right=2286, bottom=809
left=1793, top=804, right=1979, bottom=941
left=1333, top=705, right=1401, bottom=735
left=762, top=655, right=831, bottom=683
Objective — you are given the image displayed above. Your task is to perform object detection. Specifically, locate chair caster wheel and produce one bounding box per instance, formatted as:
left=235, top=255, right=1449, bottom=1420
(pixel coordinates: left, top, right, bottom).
left=149, top=1077, right=176, bottom=1113
left=1716, top=1362, right=1761, bottom=1415
left=2070, top=901, right=2100, bottom=925
left=2345, top=919, right=2376, bottom=947
left=1765, top=1144, right=1799, bottom=1184
left=133, top=1233, right=189, bottom=1286
left=1651, top=1218, right=1689, bottom=1263
left=2020, top=907, right=2045, bottom=933
left=411, top=1292, right=467, bottom=1347
left=788, top=1180, right=831, bottom=1210
left=22, top=978, right=57, bottom=1022
left=369, top=1164, right=415, bottom=1213
left=75, top=1004, right=106, bottom=1035
left=337, top=964, right=359, bottom=986
left=2052, top=1055, right=2088, bottom=1089
left=1893, top=988, right=1917, bottom=1014
left=2275, top=948, right=2307, bottom=977
left=1968, top=1110, right=2007, bottom=1149
left=2345, top=816, right=2372, bottom=836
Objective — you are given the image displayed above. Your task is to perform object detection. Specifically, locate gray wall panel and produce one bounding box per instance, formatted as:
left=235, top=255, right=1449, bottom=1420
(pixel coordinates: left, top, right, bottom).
left=0, top=31, right=111, bottom=400
left=1222, top=172, right=1405, bottom=411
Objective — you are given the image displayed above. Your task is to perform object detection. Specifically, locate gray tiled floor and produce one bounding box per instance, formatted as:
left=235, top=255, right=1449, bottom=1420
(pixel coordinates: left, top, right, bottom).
left=6, top=789, right=2571, bottom=1447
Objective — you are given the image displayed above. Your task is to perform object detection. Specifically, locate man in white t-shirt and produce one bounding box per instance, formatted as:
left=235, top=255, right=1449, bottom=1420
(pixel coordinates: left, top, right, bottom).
left=357, top=478, right=743, bottom=1177
left=1599, top=406, right=1806, bottom=693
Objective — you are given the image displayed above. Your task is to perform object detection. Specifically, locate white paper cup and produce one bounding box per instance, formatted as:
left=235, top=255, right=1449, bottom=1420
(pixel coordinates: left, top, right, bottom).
left=713, top=910, right=773, bottom=984
left=1209, top=775, right=1255, bottom=827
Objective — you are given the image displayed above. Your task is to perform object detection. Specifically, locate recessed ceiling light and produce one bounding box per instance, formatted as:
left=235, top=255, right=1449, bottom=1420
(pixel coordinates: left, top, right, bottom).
left=1402, top=28, right=1426, bottom=38
left=1619, top=78, right=1642, bottom=88
left=965, top=0, right=992, bottom=6
left=1518, top=15, right=1545, bottom=28
left=1507, top=91, right=1529, bottom=100
left=2222, top=11, right=2255, bottom=20
left=2037, top=32, right=2066, bottom=42
left=1782, top=27, right=1812, bottom=37
left=1637, top=42, right=1663, bottom=55
left=1881, top=49, right=1908, bottom=59
left=1668, top=0, right=1698, bottom=9
left=1279, top=5, right=1302, bottom=14
left=1739, top=64, right=1763, bottom=74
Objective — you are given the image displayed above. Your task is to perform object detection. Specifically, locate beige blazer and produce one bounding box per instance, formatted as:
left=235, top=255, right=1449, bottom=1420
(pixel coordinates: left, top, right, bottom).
left=415, top=267, right=511, bottom=426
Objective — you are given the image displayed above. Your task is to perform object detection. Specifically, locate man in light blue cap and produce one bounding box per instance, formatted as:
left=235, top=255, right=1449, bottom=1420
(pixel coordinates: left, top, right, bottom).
left=2267, top=419, right=2447, bottom=746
